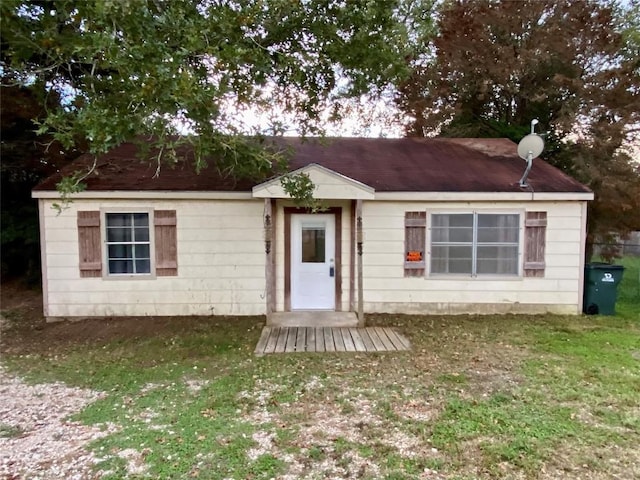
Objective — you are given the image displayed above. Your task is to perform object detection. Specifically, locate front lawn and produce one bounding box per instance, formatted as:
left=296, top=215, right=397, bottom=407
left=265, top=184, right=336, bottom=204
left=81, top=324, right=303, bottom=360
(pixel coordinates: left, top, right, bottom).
left=1, top=261, right=638, bottom=479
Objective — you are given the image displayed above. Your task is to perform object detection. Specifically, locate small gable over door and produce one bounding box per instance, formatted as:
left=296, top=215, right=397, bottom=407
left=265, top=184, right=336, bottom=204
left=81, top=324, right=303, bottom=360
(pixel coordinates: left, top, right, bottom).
left=252, top=164, right=375, bottom=200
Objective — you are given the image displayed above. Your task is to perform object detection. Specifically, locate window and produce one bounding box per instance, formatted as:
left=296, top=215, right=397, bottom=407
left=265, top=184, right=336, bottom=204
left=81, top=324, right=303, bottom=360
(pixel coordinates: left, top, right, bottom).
left=106, top=213, right=151, bottom=275
left=430, top=213, right=520, bottom=276
left=302, top=226, right=326, bottom=263
left=77, top=209, right=177, bottom=278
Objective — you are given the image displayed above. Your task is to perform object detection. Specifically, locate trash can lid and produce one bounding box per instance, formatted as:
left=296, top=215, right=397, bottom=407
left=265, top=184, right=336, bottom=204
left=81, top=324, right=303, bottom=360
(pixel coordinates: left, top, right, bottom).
left=585, top=263, right=624, bottom=270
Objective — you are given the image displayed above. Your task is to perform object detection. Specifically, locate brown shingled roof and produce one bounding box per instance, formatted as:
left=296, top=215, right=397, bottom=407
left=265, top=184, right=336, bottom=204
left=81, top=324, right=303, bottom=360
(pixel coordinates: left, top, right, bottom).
left=33, top=136, right=591, bottom=194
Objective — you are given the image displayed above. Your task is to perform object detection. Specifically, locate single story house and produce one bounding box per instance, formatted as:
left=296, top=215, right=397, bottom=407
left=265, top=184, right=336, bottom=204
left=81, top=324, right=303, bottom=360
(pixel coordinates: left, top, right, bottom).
left=33, top=137, right=593, bottom=323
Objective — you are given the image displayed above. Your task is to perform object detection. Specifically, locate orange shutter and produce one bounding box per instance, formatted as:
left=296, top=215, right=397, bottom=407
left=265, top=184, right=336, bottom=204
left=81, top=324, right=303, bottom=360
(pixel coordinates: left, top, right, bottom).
left=154, top=210, right=178, bottom=276
left=404, top=212, right=426, bottom=277
left=524, top=211, right=547, bottom=277
left=77, top=211, right=102, bottom=277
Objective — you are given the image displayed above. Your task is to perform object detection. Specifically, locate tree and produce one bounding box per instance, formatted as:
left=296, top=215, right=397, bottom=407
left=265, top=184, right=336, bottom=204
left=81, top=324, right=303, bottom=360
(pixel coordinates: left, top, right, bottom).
left=1, top=0, right=434, bottom=190
left=0, top=82, right=79, bottom=281
left=398, top=0, right=640, bottom=259
left=1, top=0, right=435, bottom=282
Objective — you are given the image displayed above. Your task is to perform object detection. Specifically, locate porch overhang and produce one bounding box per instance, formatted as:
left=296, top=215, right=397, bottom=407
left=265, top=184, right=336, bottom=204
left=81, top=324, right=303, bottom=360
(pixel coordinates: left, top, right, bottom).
left=252, top=163, right=375, bottom=200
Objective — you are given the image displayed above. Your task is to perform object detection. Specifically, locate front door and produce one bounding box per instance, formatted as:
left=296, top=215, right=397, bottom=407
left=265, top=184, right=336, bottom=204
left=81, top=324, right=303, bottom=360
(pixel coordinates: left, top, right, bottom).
left=291, top=214, right=336, bottom=310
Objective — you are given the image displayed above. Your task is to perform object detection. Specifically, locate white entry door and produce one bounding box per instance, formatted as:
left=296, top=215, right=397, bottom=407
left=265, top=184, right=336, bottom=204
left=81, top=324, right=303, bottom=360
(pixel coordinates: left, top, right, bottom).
left=291, top=214, right=336, bottom=310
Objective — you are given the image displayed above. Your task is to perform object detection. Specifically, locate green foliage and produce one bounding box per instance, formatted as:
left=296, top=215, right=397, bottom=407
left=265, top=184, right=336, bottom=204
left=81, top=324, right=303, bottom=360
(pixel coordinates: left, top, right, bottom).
left=280, top=171, right=325, bottom=211
left=0, top=83, right=79, bottom=281
left=1, top=0, right=434, bottom=196
left=398, top=0, right=640, bottom=253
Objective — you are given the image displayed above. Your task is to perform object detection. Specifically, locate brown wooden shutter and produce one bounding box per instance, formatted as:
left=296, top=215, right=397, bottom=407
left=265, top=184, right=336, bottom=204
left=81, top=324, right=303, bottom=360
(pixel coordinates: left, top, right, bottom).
left=404, top=212, right=426, bottom=277
left=77, top=211, right=102, bottom=277
left=524, top=211, right=547, bottom=277
left=154, top=210, right=178, bottom=276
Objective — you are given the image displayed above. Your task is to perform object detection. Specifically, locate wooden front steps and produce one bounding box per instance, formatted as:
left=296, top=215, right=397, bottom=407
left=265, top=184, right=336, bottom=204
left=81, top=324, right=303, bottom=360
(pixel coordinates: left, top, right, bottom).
left=255, top=326, right=410, bottom=355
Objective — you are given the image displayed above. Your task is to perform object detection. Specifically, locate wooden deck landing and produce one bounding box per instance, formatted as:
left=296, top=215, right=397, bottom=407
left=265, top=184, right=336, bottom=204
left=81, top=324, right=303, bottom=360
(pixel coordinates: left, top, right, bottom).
left=255, top=326, right=410, bottom=355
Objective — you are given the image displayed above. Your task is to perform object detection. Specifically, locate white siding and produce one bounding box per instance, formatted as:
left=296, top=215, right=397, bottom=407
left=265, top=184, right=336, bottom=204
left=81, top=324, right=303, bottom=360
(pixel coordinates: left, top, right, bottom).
left=40, top=196, right=588, bottom=319
left=41, top=199, right=266, bottom=318
left=360, top=200, right=587, bottom=314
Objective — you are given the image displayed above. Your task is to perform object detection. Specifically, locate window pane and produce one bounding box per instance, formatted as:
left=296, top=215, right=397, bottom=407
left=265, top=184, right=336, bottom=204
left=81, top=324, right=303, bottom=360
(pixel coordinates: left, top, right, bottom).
left=133, top=213, right=149, bottom=227
left=135, top=244, right=150, bottom=259
left=431, top=245, right=473, bottom=274
left=477, top=246, right=519, bottom=274
left=302, top=227, right=325, bottom=263
left=108, top=244, right=133, bottom=259
left=135, top=259, right=151, bottom=274
left=106, top=213, right=131, bottom=227
left=432, top=214, right=473, bottom=243
left=134, top=227, right=149, bottom=242
left=477, top=214, right=519, bottom=243
left=107, top=227, right=131, bottom=243
left=109, top=259, right=133, bottom=274
left=432, top=214, right=473, bottom=228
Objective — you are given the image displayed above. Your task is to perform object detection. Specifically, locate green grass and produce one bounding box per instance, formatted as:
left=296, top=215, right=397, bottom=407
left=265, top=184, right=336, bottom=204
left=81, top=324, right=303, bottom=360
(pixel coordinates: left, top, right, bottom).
left=615, top=256, right=640, bottom=318
left=1, top=259, right=639, bottom=479
left=0, top=423, right=23, bottom=439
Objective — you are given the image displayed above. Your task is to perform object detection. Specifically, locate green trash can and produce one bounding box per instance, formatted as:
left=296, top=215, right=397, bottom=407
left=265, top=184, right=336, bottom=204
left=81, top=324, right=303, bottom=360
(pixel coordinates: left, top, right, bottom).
left=583, top=263, right=625, bottom=315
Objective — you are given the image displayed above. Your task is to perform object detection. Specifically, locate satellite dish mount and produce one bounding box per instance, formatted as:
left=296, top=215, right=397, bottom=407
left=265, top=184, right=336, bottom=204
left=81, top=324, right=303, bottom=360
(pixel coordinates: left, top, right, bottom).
left=516, top=119, right=544, bottom=188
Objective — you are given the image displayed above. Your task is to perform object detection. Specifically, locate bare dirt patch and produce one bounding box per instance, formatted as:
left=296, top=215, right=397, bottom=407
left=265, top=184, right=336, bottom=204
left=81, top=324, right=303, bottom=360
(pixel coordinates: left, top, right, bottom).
left=0, top=280, right=262, bottom=356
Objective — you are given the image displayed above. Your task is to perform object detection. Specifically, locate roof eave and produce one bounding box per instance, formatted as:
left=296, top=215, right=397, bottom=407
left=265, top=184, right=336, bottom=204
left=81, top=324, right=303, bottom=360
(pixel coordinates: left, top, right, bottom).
left=373, top=191, right=594, bottom=201
left=33, top=189, right=594, bottom=202
left=32, top=190, right=254, bottom=200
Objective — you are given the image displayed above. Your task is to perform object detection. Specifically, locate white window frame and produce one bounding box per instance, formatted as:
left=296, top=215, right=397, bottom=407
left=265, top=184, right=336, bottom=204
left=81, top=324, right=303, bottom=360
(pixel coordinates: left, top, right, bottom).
left=428, top=210, right=523, bottom=278
left=101, top=208, right=156, bottom=279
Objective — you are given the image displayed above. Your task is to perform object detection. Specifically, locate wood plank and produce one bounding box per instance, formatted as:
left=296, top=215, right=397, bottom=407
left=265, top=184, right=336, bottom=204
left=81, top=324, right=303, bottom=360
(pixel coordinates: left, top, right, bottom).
left=384, top=328, right=409, bottom=351
left=306, top=327, right=315, bottom=353
left=375, top=327, right=397, bottom=351
left=255, top=326, right=410, bottom=354
left=315, top=327, right=326, bottom=352
left=366, top=328, right=386, bottom=351
left=323, top=328, right=335, bottom=352
left=333, top=328, right=346, bottom=352
left=349, top=328, right=366, bottom=352
left=296, top=327, right=306, bottom=352
left=358, top=329, right=376, bottom=351
left=285, top=327, right=297, bottom=352
left=389, top=329, right=411, bottom=350
left=274, top=327, right=288, bottom=353
left=254, top=327, right=271, bottom=354
left=155, top=210, right=178, bottom=276
left=264, top=327, right=279, bottom=353
left=349, top=200, right=356, bottom=312
left=341, top=328, right=356, bottom=352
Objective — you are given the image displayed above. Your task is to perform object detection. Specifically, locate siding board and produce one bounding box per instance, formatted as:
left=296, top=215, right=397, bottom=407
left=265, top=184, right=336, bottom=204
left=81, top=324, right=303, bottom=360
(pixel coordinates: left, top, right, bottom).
left=43, top=200, right=267, bottom=317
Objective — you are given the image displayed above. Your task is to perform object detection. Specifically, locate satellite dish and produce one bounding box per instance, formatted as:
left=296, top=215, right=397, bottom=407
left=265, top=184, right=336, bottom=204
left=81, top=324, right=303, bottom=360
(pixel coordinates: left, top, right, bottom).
left=516, top=121, right=545, bottom=188
left=517, top=134, right=544, bottom=161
